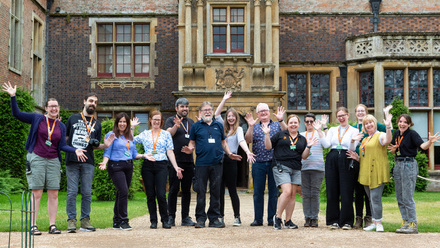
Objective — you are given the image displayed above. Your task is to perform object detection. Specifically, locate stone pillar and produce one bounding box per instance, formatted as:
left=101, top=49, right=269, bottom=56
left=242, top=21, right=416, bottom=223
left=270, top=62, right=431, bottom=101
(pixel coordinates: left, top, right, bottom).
left=272, top=0, right=279, bottom=90
left=185, top=0, right=192, bottom=64
left=254, top=0, right=261, bottom=64
left=178, top=0, right=185, bottom=89
left=265, top=0, right=272, bottom=64
left=196, top=0, right=204, bottom=64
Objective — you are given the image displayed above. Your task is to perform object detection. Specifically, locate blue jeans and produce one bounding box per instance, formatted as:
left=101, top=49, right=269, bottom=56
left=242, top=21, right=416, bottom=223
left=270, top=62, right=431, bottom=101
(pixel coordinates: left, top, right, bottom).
left=301, top=170, right=324, bottom=220
left=252, top=161, right=278, bottom=224
left=66, top=163, right=95, bottom=220
left=394, top=159, right=418, bottom=222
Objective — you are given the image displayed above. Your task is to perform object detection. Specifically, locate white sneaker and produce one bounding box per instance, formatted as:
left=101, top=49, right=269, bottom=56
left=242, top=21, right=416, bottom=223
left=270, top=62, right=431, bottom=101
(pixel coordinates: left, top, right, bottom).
left=376, top=223, right=384, bottom=232
left=363, top=224, right=376, bottom=231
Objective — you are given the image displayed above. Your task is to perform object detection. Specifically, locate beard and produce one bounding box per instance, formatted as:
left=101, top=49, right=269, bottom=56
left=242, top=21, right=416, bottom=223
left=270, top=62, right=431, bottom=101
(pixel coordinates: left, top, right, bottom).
left=202, top=116, right=212, bottom=122
left=86, top=106, right=95, bottom=115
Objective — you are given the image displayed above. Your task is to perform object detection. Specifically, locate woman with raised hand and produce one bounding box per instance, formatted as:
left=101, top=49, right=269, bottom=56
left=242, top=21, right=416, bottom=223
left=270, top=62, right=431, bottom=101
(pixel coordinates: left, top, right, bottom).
left=214, top=91, right=255, bottom=226
left=2, top=81, right=87, bottom=235
left=318, top=107, right=360, bottom=230
left=262, top=114, right=318, bottom=230
left=98, top=112, right=144, bottom=231
left=347, top=112, right=393, bottom=232
left=132, top=110, right=183, bottom=229
left=388, top=114, right=440, bottom=234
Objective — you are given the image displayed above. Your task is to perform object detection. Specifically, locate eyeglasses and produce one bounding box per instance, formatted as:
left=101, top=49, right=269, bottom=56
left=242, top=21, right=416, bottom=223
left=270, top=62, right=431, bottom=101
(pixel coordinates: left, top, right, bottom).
left=152, top=119, right=161, bottom=122
left=257, top=109, right=269, bottom=113
left=201, top=108, right=213, bottom=113
left=305, top=120, right=314, bottom=124
left=337, top=114, right=347, bottom=118
left=47, top=105, right=59, bottom=109
left=356, top=109, right=366, bottom=113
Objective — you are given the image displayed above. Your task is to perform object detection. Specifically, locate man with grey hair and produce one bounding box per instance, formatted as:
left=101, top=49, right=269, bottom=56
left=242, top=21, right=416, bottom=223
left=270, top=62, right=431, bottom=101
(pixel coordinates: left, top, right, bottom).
left=245, top=103, right=286, bottom=226
left=182, top=101, right=241, bottom=228
left=165, top=98, right=196, bottom=226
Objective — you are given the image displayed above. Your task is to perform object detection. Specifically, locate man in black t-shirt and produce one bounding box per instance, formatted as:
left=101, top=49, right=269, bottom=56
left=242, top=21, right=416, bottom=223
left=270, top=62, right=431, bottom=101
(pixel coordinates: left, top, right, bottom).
left=165, top=98, right=196, bottom=226
left=65, top=93, right=114, bottom=233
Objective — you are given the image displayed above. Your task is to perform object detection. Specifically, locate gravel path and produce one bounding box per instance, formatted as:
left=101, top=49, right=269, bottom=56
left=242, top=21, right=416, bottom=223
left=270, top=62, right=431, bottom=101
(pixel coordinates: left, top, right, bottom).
left=1, top=192, right=439, bottom=248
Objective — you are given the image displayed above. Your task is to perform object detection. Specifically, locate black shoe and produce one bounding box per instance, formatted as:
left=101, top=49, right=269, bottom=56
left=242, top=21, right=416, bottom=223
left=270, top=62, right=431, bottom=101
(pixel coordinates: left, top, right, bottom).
left=209, top=219, right=225, bottom=228
left=284, top=220, right=298, bottom=229
left=162, top=222, right=172, bottom=229
left=273, top=216, right=282, bottom=230
left=195, top=221, right=205, bottom=228
left=150, top=222, right=157, bottom=229
left=304, top=218, right=311, bottom=227
left=113, top=222, right=121, bottom=230
left=268, top=221, right=274, bottom=227
left=120, top=222, right=132, bottom=231
left=181, top=216, right=196, bottom=226
left=168, top=216, right=176, bottom=227
left=310, top=219, right=319, bottom=228
left=250, top=220, right=263, bottom=226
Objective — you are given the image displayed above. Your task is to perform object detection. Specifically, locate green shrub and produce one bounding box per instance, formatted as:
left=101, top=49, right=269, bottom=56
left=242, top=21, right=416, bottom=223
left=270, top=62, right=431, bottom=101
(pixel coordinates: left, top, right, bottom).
left=0, top=88, right=36, bottom=189
left=58, top=108, right=73, bottom=192
left=415, top=151, right=429, bottom=192
left=388, top=97, right=409, bottom=130
left=0, top=169, right=24, bottom=194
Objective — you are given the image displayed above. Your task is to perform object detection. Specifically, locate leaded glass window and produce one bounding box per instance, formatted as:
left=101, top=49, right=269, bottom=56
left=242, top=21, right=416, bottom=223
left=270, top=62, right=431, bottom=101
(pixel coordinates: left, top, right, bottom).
left=287, top=74, right=307, bottom=110
left=310, top=74, right=330, bottom=110
left=359, top=71, right=374, bottom=107
left=433, top=70, right=440, bottom=107
left=408, top=69, right=428, bottom=107
left=384, top=69, right=404, bottom=105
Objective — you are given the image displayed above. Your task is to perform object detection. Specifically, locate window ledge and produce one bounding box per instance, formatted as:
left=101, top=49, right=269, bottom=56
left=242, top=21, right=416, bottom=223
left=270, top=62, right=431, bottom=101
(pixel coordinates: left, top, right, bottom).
left=90, top=79, right=154, bottom=90
left=205, top=53, right=253, bottom=62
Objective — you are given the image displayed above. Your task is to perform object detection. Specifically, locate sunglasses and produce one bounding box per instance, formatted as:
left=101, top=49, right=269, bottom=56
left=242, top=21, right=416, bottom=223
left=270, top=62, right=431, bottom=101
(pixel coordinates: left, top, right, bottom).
left=305, top=120, right=314, bottom=124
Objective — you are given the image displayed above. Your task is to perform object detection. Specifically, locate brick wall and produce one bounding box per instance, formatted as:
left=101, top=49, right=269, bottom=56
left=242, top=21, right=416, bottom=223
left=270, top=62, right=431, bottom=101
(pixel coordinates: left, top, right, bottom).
left=46, top=15, right=179, bottom=112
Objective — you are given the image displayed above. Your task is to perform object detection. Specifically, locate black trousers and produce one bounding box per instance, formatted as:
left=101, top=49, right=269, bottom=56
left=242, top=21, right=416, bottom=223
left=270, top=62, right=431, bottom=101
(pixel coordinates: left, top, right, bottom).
left=353, top=160, right=372, bottom=217
left=194, top=163, right=222, bottom=223
left=108, top=160, right=133, bottom=224
left=325, top=149, right=355, bottom=227
left=167, top=162, right=195, bottom=219
left=220, top=155, right=240, bottom=218
left=141, top=160, right=169, bottom=223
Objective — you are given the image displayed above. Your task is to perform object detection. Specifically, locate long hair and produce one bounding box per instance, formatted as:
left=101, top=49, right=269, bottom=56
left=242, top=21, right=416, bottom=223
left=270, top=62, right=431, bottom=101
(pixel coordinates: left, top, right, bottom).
left=112, top=112, right=132, bottom=140
left=224, top=108, right=240, bottom=137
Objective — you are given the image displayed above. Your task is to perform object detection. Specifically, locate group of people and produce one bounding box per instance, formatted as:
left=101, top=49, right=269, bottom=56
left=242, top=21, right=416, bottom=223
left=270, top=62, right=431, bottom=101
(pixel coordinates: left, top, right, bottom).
left=4, top=81, right=439, bottom=235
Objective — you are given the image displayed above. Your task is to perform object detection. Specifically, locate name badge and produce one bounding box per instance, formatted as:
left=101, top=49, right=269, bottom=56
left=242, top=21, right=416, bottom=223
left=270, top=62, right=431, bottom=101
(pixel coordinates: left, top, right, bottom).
left=152, top=150, right=158, bottom=155
left=336, top=144, right=343, bottom=150
left=208, top=138, right=215, bottom=143
left=396, top=151, right=401, bottom=156
left=124, top=151, right=131, bottom=157
left=45, top=140, right=52, bottom=147
left=290, top=145, right=296, bottom=150
left=309, top=152, right=312, bottom=156
left=85, top=135, right=90, bottom=142
left=185, top=134, right=190, bottom=139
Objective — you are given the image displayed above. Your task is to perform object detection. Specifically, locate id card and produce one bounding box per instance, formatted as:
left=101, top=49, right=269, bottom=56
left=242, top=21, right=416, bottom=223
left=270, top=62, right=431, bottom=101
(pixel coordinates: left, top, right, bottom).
left=45, top=140, right=52, bottom=147
left=208, top=138, right=215, bottom=143
left=85, top=135, right=90, bottom=142
left=336, top=144, right=343, bottom=150
left=185, top=134, right=190, bottom=139
left=290, top=145, right=296, bottom=150
left=152, top=150, right=158, bottom=155
left=396, top=151, right=401, bottom=156
left=124, top=151, right=131, bottom=157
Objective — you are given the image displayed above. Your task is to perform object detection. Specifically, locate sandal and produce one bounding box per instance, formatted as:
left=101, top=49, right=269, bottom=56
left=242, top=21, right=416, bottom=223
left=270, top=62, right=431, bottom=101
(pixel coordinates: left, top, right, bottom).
left=48, top=224, right=61, bottom=234
left=30, top=225, right=42, bottom=235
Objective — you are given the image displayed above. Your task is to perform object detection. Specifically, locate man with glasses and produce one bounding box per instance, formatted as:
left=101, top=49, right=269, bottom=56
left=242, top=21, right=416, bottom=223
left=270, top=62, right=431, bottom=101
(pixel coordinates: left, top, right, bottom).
left=182, top=101, right=241, bottom=228
left=245, top=103, right=286, bottom=226
left=165, top=98, right=196, bottom=227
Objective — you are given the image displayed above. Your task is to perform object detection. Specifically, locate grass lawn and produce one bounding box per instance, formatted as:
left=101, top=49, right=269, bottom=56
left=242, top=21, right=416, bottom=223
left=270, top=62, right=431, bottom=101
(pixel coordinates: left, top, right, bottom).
left=0, top=191, right=147, bottom=232
left=296, top=191, right=440, bottom=232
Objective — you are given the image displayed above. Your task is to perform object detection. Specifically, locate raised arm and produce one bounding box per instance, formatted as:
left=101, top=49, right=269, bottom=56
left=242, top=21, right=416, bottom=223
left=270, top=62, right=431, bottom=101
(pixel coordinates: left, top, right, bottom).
left=166, top=116, right=182, bottom=136
left=262, top=124, right=272, bottom=150
left=215, top=91, right=232, bottom=117
left=244, top=113, right=258, bottom=144
left=274, top=106, right=287, bottom=130
left=420, top=132, right=440, bottom=150
left=381, top=112, right=393, bottom=146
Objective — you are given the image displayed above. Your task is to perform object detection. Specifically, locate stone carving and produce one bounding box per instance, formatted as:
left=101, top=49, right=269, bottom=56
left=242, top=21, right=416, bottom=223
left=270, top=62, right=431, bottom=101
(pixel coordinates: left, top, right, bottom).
left=434, top=40, right=440, bottom=53
left=93, top=81, right=150, bottom=89
left=409, top=39, right=429, bottom=53
left=384, top=39, right=405, bottom=53
left=215, top=68, right=245, bottom=90
left=355, top=41, right=373, bottom=55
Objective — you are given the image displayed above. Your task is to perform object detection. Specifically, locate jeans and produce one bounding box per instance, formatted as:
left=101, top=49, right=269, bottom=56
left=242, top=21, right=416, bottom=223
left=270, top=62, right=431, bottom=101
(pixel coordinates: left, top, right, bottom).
left=394, top=159, right=418, bottom=222
left=252, top=161, right=278, bottom=224
left=363, top=184, right=385, bottom=221
left=325, top=149, right=355, bottom=226
left=141, top=160, right=169, bottom=224
left=353, top=161, right=371, bottom=217
left=194, top=163, right=222, bottom=223
left=301, top=170, right=324, bottom=220
left=108, top=160, right=133, bottom=224
left=66, top=163, right=95, bottom=220
left=220, top=155, right=240, bottom=218
left=168, top=162, right=194, bottom=219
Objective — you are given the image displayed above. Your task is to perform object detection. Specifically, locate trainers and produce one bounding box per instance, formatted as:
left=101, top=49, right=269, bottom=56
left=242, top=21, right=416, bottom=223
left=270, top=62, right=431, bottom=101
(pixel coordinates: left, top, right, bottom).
left=181, top=216, right=196, bottom=226
left=113, top=222, right=121, bottom=230
left=209, top=219, right=225, bottom=228
left=67, top=219, right=77, bottom=233
left=364, top=216, right=372, bottom=228
left=233, top=217, right=242, bottom=227
left=304, top=218, right=311, bottom=227
left=330, top=223, right=339, bottom=229
left=402, top=222, right=418, bottom=234
left=310, top=219, right=319, bottom=228
left=396, top=220, right=409, bottom=233
left=250, top=220, right=263, bottom=226
left=284, top=220, right=298, bottom=229
left=168, top=216, right=175, bottom=227
left=150, top=222, right=158, bottom=229
left=195, top=221, right=205, bottom=228
left=120, top=222, right=132, bottom=231
left=80, top=218, right=96, bottom=232
left=273, top=216, right=282, bottom=230
left=342, top=224, right=352, bottom=230
left=354, top=216, right=363, bottom=229
left=363, top=224, right=376, bottom=231
left=376, top=223, right=384, bottom=232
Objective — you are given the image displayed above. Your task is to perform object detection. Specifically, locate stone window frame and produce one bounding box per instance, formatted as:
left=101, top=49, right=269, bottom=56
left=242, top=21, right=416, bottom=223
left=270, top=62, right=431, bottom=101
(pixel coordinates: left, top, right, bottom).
left=89, top=17, right=158, bottom=88
left=206, top=1, right=251, bottom=55
left=9, top=0, right=23, bottom=74
left=31, top=13, right=45, bottom=107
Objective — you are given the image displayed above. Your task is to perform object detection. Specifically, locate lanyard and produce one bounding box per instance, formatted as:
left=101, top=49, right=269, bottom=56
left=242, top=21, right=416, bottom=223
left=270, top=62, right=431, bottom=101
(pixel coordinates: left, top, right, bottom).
left=396, top=135, right=404, bottom=148
left=81, top=112, right=95, bottom=135
left=46, top=116, right=57, bottom=141
left=151, top=129, right=161, bottom=151
left=305, top=129, right=315, bottom=142
left=122, top=135, right=130, bottom=151
left=178, top=115, right=189, bottom=134
left=288, top=134, right=299, bottom=147
left=360, top=131, right=377, bottom=156
left=338, top=126, right=349, bottom=145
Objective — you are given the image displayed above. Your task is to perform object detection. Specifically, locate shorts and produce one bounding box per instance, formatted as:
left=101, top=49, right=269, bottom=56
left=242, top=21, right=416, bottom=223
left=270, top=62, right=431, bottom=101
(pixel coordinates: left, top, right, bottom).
left=272, top=163, right=301, bottom=187
left=26, top=152, right=61, bottom=190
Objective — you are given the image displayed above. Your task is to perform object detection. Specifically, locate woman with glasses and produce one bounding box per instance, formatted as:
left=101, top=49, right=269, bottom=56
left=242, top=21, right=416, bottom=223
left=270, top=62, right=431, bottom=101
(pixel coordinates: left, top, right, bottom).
left=131, top=110, right=184, bottom=229
left=214, top=91, right=255, bottom=226
left=318, top=107, right=360, bottom=230
left=2, top=81, right=87, bottom=235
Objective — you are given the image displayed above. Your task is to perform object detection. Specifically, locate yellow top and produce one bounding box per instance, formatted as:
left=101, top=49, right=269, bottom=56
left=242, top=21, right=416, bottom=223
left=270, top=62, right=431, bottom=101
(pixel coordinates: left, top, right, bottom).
left=358, top=132, right=390, bottom=189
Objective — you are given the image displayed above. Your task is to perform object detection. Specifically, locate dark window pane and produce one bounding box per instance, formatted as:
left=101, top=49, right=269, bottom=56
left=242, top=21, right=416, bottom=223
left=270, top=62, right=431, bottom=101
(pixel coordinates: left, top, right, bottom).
left=434, top=70, right=440, bottom=106
left=98, top=24, right=112, bottom=42
left=310, top=74, right=330, bottom=110
left=384, top=69, right=404, bottom=105
left=359, top=71, right=374, bottom=107
left=287, top=74, right=307, bottom=110
left=409, top=69, right=429, bottom=107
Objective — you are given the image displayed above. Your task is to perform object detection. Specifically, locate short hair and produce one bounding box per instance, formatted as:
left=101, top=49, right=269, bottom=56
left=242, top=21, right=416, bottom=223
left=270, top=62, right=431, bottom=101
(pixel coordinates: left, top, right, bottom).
left=336, top=106, right=349, bottom=115
left=84, top=92, right=98, bottom=101
left=45, top=98, right=58, bottom=107
left=256, top=103, right=269, bottom=113
left=149, top=110, right=164, bottom=128
left=199, top=101, right=213, bottom=111
left=397, top=114, right=414, bottom=127
left=175, top=98, right=189, bottom=107
left=287, top=114, right=301, bottom=124
left=361, top=114, right=377, bottom=133
left=304, top=113, right=315, bottom=121
left=113, top=112, right=132, bottom=140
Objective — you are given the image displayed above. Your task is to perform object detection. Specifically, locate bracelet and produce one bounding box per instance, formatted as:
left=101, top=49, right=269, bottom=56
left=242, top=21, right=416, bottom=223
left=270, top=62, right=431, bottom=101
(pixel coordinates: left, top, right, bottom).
left=323, top=127, right=328, bottom=130
left=130, top=127, right=134, bottom=130
left=306, top=145, right=311, bottom=149
left=386, top=126, right=392, bottom=130
left=228, top=153, right=233, bottom=157
left=278, top=119, right=283, bottom=122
